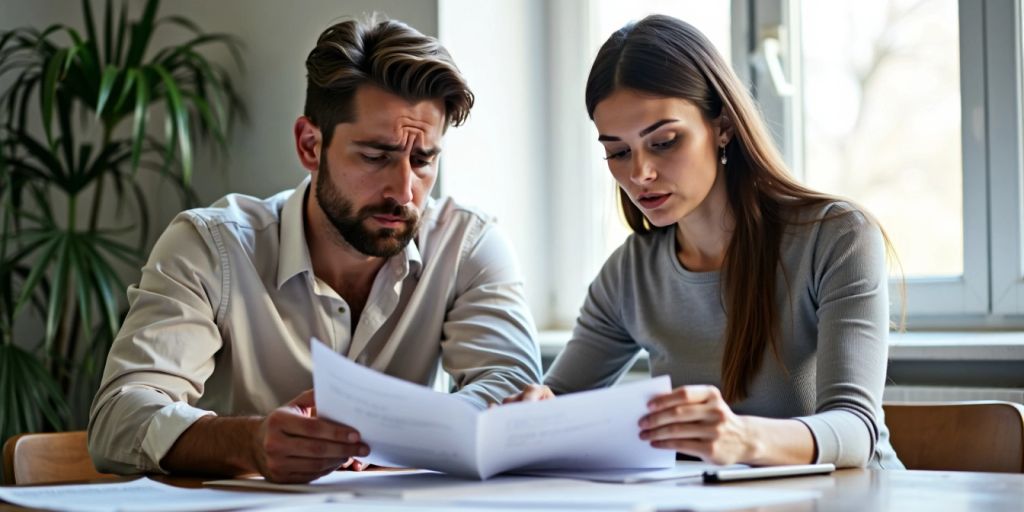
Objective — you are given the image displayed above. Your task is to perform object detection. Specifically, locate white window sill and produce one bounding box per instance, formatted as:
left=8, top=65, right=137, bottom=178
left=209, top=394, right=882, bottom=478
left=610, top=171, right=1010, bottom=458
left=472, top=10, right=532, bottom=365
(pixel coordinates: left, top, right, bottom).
left=537, top=330, right=1024, bottom=362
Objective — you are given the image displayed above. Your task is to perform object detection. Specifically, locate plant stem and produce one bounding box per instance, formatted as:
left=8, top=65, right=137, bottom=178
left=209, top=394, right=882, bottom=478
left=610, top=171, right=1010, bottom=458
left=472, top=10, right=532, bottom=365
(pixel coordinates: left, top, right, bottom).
left=52, top=192, right=77, bottom=380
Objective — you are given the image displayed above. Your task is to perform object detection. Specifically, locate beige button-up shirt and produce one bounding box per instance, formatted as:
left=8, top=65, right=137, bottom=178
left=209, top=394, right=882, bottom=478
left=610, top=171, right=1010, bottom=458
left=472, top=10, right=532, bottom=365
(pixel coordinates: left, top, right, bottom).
left=87, top=178, right=542, bottom=474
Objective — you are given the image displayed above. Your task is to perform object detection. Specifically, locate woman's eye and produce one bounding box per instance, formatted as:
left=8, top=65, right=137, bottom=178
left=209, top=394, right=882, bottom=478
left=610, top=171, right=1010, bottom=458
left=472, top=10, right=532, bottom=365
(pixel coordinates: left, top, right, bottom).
left=604, top=149, right=630, bottom=161
left=652, top=138, right=677, bottom=150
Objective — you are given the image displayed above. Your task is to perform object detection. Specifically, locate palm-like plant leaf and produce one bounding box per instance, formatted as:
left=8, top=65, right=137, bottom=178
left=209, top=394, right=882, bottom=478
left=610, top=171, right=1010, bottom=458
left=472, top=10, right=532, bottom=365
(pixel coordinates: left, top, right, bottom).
left=0, top=0, right=243, bottom=442
left=0, top=343, right=70, bottom=448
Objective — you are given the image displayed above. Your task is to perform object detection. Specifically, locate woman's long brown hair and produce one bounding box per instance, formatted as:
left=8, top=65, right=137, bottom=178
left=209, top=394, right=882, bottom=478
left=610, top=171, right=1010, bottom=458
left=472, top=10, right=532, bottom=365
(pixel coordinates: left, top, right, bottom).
left=585, top=15, right=901, bottom=403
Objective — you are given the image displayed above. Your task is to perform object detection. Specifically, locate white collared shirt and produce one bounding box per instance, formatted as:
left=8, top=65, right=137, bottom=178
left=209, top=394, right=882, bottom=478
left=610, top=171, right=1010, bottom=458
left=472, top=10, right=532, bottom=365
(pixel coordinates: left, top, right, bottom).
left=87, top=178, right=542, bottom=474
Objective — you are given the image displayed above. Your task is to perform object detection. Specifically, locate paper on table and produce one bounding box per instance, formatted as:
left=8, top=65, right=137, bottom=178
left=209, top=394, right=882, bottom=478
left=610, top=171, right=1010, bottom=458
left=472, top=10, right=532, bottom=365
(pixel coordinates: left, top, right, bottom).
left=205, top=469, right=438, bottom=494
left=0, top=477, right=333, bottom=512
left=207, top=470, right=585, bottom=500
left=252, top=500, right=650, bottom=512
left=311, top=338, right=674, bottom=479
left=516, top=460, right=750, bottom=483
left=451, top=481, right=820, bottom=511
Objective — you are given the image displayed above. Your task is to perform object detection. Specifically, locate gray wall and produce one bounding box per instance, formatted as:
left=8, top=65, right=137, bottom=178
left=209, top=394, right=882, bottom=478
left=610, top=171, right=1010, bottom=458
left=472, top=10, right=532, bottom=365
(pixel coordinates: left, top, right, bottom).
left=0, top=0, right=438, bottom=226
left=1, top=0, right=439, bottom=346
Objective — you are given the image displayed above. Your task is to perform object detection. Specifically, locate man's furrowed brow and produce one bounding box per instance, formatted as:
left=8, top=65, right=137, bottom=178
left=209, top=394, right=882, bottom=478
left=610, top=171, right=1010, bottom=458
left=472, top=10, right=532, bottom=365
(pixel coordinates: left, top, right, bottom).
left=414, top=147, right=441, bottom=157
left=353, top=140, right=441, bottom=156
left=353, top=140, right=403, bottom=152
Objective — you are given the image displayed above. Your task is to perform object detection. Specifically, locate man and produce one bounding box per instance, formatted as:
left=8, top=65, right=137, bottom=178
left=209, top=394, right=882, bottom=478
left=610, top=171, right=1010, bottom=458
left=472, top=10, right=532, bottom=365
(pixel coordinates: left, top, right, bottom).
left=88, top=17, right=542, bottom=484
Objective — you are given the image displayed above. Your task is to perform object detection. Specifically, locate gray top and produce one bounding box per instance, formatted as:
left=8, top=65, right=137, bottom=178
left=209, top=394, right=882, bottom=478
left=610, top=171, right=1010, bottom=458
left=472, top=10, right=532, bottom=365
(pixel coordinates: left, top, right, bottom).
left=546, top=202, right=903, bottom=469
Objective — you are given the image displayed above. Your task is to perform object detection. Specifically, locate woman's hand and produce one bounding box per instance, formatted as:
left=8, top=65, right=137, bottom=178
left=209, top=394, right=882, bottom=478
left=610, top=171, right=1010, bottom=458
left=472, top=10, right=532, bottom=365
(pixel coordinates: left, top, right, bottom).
left=501, top=384, right=556, bottom=404
left=638, top=385, right=754, bottom=465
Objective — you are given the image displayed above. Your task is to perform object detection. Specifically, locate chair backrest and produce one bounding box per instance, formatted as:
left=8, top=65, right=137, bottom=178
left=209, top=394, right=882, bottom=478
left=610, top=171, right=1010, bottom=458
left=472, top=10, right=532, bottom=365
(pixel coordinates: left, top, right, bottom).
left=883, top=401, right=1024, bottom=473
left=2, top=430, right=115, bottom=485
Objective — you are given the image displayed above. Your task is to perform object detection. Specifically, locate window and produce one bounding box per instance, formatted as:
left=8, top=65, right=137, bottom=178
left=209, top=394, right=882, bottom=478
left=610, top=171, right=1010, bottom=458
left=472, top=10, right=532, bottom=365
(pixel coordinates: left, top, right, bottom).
left=801, top=0, right=962, bottom=278
left=751, top=0, right=1023, bottom=321
left=440, top=0, right=1024, bottom=329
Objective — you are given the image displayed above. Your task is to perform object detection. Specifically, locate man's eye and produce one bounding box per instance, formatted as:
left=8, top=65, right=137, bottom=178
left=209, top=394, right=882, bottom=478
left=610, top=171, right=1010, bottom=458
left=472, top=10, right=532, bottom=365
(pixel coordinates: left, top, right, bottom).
left=361, top=153, right=387, bottom=163
left=411, top=157, right=433, bottom=168
left=604, top=149, right=630, bottom=161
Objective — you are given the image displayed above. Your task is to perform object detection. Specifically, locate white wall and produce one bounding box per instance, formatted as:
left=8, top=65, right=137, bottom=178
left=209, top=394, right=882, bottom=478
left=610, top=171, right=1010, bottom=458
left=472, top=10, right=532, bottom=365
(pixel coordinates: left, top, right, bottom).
left=438, top=0, right=552, bottom=327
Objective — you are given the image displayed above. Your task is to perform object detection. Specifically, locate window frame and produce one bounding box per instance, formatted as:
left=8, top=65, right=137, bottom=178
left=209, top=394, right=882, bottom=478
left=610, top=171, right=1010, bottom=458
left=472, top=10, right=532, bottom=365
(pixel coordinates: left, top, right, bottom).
left=750, top=0, right=1018, bottom=322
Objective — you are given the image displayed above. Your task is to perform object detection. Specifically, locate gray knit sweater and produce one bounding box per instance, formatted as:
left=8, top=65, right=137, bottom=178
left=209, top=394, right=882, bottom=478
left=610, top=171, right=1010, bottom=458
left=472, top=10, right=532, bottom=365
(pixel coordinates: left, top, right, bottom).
left=545, top=202, right=903, bottom=469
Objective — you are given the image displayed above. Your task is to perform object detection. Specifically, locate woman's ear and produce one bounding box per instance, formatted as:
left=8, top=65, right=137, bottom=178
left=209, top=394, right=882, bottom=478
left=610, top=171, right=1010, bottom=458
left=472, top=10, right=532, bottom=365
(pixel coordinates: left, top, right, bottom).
left=716, top=113, right=735, bottom=146
left=294, top=116, right=322, bottom=172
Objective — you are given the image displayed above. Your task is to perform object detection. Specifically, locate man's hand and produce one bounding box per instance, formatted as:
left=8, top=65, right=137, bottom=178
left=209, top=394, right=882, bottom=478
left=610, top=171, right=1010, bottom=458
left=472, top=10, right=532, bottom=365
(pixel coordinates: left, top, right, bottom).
left=501, top=384, right=555, bottom=405
left=251, top=389, right=370, bottom=483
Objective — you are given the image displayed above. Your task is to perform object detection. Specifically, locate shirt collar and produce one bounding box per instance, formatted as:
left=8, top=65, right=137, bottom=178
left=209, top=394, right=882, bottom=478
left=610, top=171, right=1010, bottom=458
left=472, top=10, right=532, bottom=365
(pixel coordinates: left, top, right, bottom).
left=276, top=177, right=314, bottom=289
left=276, top=177, right=425, bottom=289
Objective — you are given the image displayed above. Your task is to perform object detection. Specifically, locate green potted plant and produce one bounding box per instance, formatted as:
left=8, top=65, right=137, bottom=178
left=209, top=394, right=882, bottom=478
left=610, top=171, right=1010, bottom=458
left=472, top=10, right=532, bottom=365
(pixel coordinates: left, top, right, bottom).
left=0, top=0, right=244, bottom=450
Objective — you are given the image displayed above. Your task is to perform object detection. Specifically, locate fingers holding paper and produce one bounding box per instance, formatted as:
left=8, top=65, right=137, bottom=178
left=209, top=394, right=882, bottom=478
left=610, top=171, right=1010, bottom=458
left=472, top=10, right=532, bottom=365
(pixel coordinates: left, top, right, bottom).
left=501, top=384, right=556, bottom=404
left=253, top=389, right=370, bottom=483
left=638, top=385, right=753, bottom=465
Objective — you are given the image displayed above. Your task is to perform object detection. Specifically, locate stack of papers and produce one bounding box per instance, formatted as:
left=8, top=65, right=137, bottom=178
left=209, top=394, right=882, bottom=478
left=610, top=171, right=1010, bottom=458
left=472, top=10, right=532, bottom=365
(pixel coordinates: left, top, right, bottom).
left=0, top=477, right=332, bottom=512
left=207, top=469, right=820, bottom=511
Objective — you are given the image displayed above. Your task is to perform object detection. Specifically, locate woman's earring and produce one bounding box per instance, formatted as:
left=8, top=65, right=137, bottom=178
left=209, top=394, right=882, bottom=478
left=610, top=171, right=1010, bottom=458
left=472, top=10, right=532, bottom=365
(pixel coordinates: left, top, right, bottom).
left=719, top=145, right=728, bottom=166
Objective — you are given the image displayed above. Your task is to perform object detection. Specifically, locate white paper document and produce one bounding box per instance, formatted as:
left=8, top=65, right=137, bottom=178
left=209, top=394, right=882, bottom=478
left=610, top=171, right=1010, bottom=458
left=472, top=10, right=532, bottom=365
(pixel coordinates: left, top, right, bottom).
left=0, top=477, right=330, bottom=512
left=517, top=460, right=749, bottom=483
left=206, top=469, right=439, bottom=494
left=257, top=501, right=648, bottom=512
left=311, top=338, right=675, bottom=479
left=452, top=482, right=820, bottom=511
left=208, top=470, right=582, bottom=500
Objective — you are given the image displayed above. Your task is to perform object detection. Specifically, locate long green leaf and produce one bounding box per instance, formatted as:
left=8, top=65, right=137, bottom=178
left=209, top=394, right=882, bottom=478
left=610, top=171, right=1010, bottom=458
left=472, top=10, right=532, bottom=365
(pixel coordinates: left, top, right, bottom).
left=68, top=237, right=93, bottom=347
left=129, top=68, right=149, bottom=171
left=82, top=0, right=99, bottom=58
left=130, top=180, right=151, bottom=248
left=12, top=235, right=61, bottom=318
left=110, top=65, right=136, bottom=113
left=77, top=242, right=122, bottom=337
left=43, top=235, right=70, bottom=351
left=96, top=64, right=118, bottom=116
left=103, top=0, right=114, bottom=64
left=186, top=92, right=225, bottom=147
left=40, top=48, right=69, bottom=147
left=113, top=0, right=128, bottom=65
left=124, top=0, right=159, bottom=67
left=153, top=64, right=192, bottom=184
left=90, top=233, right=142, bottom=266
left=12, top=130, right=68, bottom=182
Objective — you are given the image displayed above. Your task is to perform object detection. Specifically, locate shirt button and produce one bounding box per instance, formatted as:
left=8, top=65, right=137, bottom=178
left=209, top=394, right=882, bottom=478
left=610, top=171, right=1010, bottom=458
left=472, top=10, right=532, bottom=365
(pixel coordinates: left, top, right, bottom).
left=338, top=306, right=346, bottom=314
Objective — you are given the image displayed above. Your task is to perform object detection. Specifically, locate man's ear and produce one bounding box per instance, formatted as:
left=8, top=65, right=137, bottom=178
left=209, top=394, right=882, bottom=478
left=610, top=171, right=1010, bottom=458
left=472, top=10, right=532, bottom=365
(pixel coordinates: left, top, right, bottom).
left=294, top=116, right=322, bottom=173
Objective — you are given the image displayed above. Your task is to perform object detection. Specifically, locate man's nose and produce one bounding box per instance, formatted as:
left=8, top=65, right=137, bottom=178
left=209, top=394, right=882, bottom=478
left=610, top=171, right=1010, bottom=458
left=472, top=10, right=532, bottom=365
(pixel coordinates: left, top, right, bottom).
left=382, top=159, right=415, bottom=206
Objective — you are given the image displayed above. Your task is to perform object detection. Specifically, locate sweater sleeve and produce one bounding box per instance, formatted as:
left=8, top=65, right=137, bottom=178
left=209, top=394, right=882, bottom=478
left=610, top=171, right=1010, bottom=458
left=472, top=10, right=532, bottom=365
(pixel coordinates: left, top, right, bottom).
left=795, top=210, right=890, bottom=468
left=544, top=243, right=641, bottom=394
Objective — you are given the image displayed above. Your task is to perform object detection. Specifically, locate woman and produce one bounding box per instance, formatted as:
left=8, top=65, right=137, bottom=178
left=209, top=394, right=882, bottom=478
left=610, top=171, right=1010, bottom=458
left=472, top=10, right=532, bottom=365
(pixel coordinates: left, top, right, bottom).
left=508, top=14, right=903, bottom=469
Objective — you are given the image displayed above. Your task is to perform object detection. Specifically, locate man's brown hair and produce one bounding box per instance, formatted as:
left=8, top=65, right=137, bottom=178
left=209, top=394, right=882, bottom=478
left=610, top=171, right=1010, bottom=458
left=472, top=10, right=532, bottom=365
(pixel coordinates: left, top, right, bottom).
left=304, top=15, right=474, bottom=146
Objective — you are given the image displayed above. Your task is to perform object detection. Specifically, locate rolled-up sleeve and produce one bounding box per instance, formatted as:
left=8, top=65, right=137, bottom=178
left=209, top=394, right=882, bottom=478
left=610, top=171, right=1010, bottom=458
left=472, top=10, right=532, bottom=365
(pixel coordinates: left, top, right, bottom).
left=441, top=223, right=542, bottom=409
left=796, top=213, right=890, bottom=468
left=87, top=214, right=225, bottom=474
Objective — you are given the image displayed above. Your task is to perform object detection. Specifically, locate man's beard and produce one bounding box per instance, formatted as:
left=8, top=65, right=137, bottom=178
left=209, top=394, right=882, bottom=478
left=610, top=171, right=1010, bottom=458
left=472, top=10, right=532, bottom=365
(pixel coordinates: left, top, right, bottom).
left=315, top=157, right=420, bottom=258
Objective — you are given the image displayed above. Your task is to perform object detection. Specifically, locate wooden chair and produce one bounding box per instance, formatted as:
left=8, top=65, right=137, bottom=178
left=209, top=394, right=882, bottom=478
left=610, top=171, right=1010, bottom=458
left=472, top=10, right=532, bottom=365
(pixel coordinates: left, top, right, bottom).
left=883, top=401, right=1024, bottom=473
left=2, top=430, right=115, bottom=485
